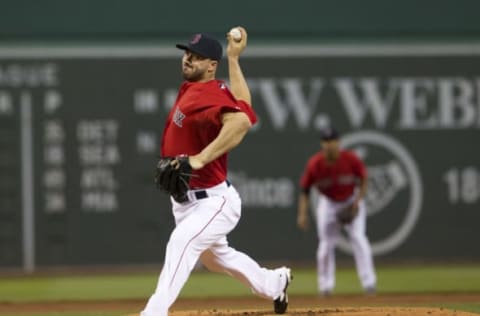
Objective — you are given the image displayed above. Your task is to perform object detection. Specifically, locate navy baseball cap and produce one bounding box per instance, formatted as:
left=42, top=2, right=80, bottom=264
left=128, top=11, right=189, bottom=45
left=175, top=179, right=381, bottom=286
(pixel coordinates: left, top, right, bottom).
left=320, top=127, right=340, bottom=141
left=176, top=33, right=223, bottom=61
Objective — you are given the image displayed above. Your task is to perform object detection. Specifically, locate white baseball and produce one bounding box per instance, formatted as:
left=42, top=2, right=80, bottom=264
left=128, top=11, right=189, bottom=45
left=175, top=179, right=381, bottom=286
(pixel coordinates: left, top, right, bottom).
left=229, top=28, right=242, bottom=42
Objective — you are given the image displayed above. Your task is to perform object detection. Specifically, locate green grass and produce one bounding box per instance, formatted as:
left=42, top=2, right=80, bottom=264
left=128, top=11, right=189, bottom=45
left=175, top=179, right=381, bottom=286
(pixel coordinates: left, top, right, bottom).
left=1, top=264, right=480, bottom=303
left=337, top=265, right=480, bottom=294
left=0, top=274, right=154, bottom=302
left=181, top=264, right=479, bottom=297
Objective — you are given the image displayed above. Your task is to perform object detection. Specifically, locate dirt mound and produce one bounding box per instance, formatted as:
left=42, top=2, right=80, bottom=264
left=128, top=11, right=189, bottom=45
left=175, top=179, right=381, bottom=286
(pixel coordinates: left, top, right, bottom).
left=2, top=294, right=479, bottom=315
left=169, top=307, right=478, bottom=315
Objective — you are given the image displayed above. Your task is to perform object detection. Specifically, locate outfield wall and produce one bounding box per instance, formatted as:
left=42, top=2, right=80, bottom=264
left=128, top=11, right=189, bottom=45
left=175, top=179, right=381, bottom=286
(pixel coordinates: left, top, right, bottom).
left=0, top=0, right=479, bottom=42
left=0, top=44, right=479, bottom=271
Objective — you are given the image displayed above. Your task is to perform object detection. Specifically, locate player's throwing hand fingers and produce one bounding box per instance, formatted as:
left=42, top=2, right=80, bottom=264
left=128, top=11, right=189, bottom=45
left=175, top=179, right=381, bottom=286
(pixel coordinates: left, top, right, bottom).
left=227, top=26, right=247, bottom=58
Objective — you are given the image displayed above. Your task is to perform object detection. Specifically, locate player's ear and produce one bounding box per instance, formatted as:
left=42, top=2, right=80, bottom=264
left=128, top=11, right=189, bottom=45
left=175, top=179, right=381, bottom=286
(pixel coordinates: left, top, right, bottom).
left=208, top=60, right=218, bottom=73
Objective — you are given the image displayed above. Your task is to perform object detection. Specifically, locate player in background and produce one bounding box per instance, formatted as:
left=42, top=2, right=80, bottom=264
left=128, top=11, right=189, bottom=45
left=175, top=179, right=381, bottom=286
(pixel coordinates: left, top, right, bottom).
left=297, top=127, right=376, bottom=296
left=136, top=28, right=291, bottom=316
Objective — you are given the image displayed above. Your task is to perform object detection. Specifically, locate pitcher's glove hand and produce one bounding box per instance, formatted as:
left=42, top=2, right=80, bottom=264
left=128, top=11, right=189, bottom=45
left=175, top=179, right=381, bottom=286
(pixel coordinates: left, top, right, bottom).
left=155, top=156, right=193, bottom=202
left=336, top=204, right=357, bottom=225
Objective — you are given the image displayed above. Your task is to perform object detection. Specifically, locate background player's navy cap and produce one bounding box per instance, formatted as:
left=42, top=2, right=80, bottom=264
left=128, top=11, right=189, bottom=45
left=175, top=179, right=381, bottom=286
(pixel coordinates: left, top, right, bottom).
left=320, top=127, right=340, bottom=141
left=176, top=33, right=223, bottom=61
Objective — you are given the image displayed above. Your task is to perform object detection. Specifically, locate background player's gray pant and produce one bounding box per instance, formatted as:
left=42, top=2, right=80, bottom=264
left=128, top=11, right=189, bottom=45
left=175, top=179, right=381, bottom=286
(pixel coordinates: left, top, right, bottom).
left=315, top=195, right=376, bottom=293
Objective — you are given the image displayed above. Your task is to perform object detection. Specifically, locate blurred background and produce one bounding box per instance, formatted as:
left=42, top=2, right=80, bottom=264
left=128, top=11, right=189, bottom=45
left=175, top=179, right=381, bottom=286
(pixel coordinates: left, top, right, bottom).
left=1, top=0, right=479, bottom=274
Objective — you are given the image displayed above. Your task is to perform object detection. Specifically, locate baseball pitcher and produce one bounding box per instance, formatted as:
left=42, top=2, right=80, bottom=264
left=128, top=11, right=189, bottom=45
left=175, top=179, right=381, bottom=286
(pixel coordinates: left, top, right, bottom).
left=138, top=28, right=292, bottom=316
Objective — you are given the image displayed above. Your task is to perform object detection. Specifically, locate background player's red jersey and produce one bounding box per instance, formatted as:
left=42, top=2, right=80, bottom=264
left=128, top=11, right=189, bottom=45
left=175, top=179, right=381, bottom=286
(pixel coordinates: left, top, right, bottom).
left=300, top=150, right=367, bottom=201
left=161, top=79, right=257, bottom=189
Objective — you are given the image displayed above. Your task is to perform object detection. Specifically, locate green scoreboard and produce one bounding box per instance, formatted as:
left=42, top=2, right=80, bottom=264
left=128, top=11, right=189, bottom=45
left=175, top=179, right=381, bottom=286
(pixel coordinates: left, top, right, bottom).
left=1, top=43, right=479, bottom=270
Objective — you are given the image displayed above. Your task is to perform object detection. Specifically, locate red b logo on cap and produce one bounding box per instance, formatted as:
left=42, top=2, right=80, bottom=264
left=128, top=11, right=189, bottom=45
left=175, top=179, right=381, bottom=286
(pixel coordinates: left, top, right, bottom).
left=190, top=34, right=202, bottom=44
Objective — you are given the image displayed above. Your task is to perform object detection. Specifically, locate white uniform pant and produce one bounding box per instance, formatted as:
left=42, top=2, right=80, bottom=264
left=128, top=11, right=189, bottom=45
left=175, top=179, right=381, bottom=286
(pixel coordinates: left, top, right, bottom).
left=315, top=195, right=376, bottom=293
left=141, top=182, right=286, bottom=316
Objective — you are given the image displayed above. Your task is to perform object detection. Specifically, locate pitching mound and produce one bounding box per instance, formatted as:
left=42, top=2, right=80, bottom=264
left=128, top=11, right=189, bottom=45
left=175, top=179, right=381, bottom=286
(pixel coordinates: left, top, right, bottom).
left=4, top=294, right=480, bottom=315
left=169, top=307, right=478, bottom=315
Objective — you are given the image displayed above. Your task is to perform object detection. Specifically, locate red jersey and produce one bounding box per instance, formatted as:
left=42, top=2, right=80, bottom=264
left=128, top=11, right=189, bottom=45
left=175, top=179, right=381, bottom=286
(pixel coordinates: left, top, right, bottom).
left=300, top=150, right=367, bottom=201
left=161, top=79, right=257, bottom=189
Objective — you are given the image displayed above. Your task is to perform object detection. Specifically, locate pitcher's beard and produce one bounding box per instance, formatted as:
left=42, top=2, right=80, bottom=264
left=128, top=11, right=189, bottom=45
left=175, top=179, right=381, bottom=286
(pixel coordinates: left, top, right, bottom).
left=183, top=69, right=204, bottom=82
